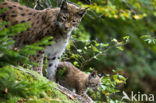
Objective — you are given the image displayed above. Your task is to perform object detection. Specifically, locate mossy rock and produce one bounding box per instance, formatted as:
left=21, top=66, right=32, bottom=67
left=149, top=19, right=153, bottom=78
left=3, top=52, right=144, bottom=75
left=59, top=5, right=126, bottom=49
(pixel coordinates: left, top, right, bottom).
left=0, top=66, right=80, bottom=103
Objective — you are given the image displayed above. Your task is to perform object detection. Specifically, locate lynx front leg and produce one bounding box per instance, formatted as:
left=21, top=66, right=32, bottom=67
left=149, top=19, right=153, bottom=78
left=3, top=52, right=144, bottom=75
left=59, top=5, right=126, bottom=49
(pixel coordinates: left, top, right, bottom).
left=30, top=51, right=44, bottom=75
left=77, top=90, right=94, bottom=103
left=47, top=54, right=59, bottom=81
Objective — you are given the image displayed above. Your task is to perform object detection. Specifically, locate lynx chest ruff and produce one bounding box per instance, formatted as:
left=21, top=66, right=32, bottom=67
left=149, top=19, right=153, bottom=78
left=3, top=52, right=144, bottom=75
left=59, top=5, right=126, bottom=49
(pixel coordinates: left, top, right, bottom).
left=44, top=36, right=69, bottom=56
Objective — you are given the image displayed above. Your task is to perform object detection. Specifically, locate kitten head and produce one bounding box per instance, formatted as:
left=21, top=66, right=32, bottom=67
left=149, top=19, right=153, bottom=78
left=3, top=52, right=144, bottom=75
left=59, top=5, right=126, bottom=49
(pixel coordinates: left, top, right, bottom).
left=87, top=71, right=101, bottom=91
left=57, top=0, right=87, bottom=33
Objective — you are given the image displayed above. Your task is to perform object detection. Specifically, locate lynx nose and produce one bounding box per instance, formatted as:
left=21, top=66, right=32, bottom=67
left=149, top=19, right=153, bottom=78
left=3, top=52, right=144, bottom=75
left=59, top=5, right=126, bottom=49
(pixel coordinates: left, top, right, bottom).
left=64, top=23, right=70, bottom=31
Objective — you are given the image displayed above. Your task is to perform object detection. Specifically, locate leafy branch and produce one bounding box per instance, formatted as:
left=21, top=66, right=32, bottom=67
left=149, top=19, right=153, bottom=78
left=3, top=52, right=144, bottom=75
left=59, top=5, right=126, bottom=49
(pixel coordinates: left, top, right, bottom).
left=80, top=38, right=128, bottom=69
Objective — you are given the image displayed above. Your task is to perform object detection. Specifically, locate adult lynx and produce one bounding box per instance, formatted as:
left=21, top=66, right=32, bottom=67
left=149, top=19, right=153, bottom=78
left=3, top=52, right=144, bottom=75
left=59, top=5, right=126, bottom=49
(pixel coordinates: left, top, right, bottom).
left=0, top=0, right=87, bottom=81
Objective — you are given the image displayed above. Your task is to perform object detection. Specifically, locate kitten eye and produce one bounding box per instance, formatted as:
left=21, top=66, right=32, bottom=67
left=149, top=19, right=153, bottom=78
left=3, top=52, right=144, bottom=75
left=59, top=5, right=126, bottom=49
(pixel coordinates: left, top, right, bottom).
left=62, top=16, right=67, bottom=21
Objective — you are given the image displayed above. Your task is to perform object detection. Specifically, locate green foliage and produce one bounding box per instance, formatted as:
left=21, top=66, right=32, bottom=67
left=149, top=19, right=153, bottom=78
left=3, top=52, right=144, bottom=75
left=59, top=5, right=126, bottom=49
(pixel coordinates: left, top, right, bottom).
left=74, top=0, right=156, bottom=79
left=0, top=66, right=78, bottom=103
left=0, top=19, right=53, bottom=66
left=19, top=36, right=53, bottom=57
left=141, top=35, right=156, bottom=44
left=102, top=72, right=126, bottom=93
left=61, top=35, right=128, bottom=102
left=63, top=33, right=128, bottom=71
left=87, top=70, right=126, bottom=103
left=56, top=67, right=68, bottom=81
left=0, top=0, right=3, bottom=3
left=0, top=21, right=30, bottom=66
left=69, top=0, right=156, bottom=98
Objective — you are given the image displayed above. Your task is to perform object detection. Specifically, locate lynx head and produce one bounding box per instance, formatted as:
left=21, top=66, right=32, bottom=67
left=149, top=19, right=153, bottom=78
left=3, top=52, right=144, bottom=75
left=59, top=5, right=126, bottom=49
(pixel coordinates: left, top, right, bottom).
left=86, top=71, right=101, bottom=91
left=57, top=0, right=87, bottom=33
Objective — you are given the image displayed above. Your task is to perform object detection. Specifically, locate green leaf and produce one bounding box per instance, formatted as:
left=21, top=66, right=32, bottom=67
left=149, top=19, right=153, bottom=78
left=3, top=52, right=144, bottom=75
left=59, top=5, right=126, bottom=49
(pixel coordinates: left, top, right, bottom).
left=92, top=46, right=99, bottom=52
left=117, top=46, right=124, bottom=51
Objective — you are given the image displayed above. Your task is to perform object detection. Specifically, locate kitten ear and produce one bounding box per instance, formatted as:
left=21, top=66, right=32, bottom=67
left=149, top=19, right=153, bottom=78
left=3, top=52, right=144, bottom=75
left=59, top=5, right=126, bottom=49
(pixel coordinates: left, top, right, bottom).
left=78, top=7, right=88, bottom=17
left=61, top=0, right=68, bottom=10
left=89, top=71, right=97, bottom=78
left=98, top=73, right=104, bottom=78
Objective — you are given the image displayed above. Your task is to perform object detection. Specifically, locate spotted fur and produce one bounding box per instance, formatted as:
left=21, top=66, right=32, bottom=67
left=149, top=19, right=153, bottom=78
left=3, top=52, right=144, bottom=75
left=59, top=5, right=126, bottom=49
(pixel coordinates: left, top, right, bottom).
left=57, top=62, right=101, bottom=103
left=0, top=0, right=87, bottom=81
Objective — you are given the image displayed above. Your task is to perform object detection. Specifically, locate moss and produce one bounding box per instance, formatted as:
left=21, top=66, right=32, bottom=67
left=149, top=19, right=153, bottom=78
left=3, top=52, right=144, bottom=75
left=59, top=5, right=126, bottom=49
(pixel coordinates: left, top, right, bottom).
left=0, top=66, right=80, bottom=103
left=56, top=67, right=68, bottom=81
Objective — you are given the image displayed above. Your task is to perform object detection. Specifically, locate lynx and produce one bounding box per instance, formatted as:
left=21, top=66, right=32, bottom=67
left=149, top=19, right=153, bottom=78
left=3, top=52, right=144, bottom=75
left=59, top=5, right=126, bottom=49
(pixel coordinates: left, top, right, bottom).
left=0, top=0, right=87, bottom=81
left=57, top=61, right=102, bottom=103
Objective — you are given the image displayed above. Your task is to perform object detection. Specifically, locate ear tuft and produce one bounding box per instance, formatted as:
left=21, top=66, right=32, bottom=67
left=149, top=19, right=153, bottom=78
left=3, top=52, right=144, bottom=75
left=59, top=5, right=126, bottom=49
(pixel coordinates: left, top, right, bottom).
left=89, top=71, right=97, bottom=78
left=61, top=0, right=68, bottom=10
left=78, top=7, right=88, bottom=17
left=98, top=73, right=104, bottom=78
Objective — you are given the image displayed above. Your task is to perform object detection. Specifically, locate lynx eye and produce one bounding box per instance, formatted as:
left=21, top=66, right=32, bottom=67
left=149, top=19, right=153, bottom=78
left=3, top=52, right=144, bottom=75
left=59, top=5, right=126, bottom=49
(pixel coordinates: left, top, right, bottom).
left=62, top=16, right=67, bottom=21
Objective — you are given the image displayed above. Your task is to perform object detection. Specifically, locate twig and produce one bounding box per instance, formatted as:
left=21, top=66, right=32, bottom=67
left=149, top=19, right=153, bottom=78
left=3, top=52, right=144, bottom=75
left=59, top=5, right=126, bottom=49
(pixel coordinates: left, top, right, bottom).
left=34, top=0, right=44, bottom=9
left=56, top=0, right=60, bottom=7
left=34, top=0, right=39, bottom=9
left=44, top=0, right=50, bottom=8
left=80, top=42, right=127, bottom=70
left=86, top=13, right=95, bottom=19
left=71, top=40, right=85, bottom=63
left=34, top=0, right=38, bottom=9
left=89, top=10, right=103, bottom=18
left=57, top=84, right=91, bottom=103
left=80, top=0, right=92, bottom=4
left=122, top=0, right=136, bottom=14
left=80, top=45, right=114, bottom=69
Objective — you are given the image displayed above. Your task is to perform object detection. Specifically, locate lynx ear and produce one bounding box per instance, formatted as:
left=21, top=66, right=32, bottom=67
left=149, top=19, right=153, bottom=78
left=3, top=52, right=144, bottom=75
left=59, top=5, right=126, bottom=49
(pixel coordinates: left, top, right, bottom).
left=89, top=71, right=97, bottom=78
left=78, top=7, right=88, bottom=17
left=61, top=0, right=68, bottom=10
left=98, top=73, right=104, bottom=78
